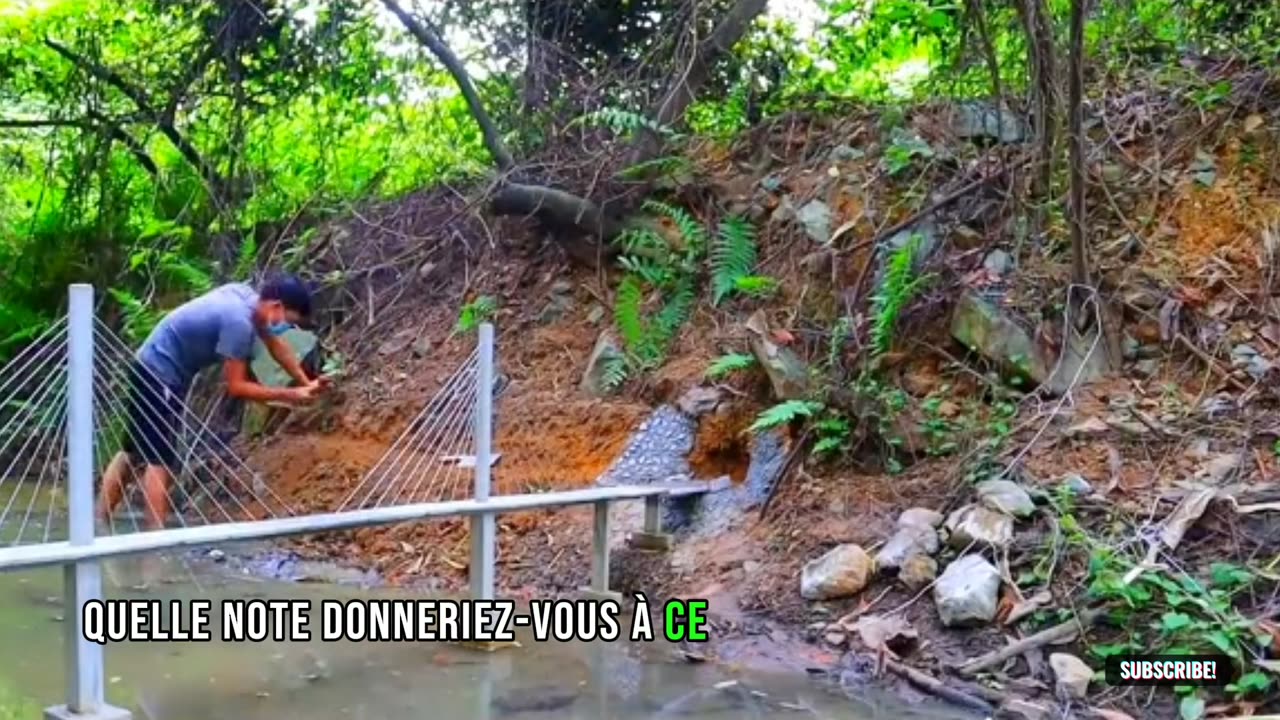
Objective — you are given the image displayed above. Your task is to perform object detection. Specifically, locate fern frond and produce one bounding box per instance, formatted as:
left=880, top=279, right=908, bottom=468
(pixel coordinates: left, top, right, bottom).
left=711, top=215, right=757, bottom=305
left=600, top=355, right=630, bottom=393
left=456, top=295, right=498, bottom=333
left=705, top=353, right=756, bottom=380
left=570, top=107, right=673, bottom=138
left=748, top=400, right=823, bottom=434
left=643, top=200, right=707, bottom=261
left=615, top=275, right=648, bottom=360
left=869, top=234, right=932, bottom=358
left=234, top=236, right=258, bottom=280
left=159, top=255, right=213, bottom=294
left=617, top=256, right=672, bottom=287
left=653, top=276, right=695, bottom=346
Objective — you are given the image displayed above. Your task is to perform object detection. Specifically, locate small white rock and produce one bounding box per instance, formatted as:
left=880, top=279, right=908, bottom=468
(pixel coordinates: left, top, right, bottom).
left=1049, top=652, right=1093, bottom=699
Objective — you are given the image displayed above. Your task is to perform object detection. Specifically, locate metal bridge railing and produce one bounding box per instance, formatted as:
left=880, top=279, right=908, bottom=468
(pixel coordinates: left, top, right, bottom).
left=0, top=285, right=714, bottom=720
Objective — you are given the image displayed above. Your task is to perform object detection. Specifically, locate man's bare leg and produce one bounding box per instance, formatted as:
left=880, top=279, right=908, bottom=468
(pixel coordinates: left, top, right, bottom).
left=97, top=450, right=133, bottom=523
left=140, top=463, right=172, bottom=531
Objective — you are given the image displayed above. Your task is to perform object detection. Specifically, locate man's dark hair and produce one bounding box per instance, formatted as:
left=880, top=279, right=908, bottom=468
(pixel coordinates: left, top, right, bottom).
left=258, top=273, right=312, bottom=318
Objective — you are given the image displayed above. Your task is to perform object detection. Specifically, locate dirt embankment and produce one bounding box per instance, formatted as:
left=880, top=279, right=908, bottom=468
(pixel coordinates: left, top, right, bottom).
left=237, top=75, right=1280, bottom=718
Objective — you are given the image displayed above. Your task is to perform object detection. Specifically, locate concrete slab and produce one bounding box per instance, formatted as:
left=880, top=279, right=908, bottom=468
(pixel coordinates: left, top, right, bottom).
left=45, top=704, right=132, bottom=720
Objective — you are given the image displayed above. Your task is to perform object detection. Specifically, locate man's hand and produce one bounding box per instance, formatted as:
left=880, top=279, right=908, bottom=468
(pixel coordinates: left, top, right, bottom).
left=286, top=383, right=323, bottom=404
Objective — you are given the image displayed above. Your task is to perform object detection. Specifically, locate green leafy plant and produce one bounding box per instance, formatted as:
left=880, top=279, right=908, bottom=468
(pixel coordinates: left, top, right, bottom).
left=455, top=295, right=498, bottom=334
left=882, top=128, right=933, bottom=175
left=869, top=233, right=932, bottom=359
left=570, top=107, right=677, bottom=139
left=710, top=215, right=760, bottom=305
left=705, top=352, right=756, bottom=380
left=749, top=399, right=823, bottom=433
left=107, top=287, right=164, bottom=345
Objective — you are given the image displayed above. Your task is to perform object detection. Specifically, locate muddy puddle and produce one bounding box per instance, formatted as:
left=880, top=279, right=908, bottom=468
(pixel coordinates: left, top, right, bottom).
left=0, top=546, right=977, bottom=720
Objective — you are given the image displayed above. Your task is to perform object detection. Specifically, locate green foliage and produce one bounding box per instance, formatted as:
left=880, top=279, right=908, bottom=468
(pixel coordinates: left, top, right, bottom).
left=107, top=287, right=162, bottom=345
left=600, top=354, right=630, bottom=393
left=571, top=107, right=677, bottom=139
left=710, top=215, right=761, bottom=305
left=869, top=233, right=932, bottom=359
left=749, top=399, right=823, bottom=434
left=882, top=128, right=934, bottom=175
left=705, top=352, right=756, bottom=380
left=455, top=296, right=498, bottom=334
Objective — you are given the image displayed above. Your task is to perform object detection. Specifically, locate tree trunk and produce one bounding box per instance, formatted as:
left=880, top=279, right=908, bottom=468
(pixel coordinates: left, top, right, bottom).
left=1015, top=0, right=1058, bottom=241
left=1067, top=0, right=1090, bottom=291
left=379, top=0, right=516, bottom=172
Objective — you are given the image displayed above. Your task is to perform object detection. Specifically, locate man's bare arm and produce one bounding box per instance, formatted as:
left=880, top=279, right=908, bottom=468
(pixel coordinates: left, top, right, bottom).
left=259, top=332, right=312, bottom=386
left=223, top=358, right=312, bottom=403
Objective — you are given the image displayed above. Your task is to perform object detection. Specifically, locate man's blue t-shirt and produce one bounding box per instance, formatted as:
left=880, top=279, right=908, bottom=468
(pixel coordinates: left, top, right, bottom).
left=137, top=283, right=259, bottom=392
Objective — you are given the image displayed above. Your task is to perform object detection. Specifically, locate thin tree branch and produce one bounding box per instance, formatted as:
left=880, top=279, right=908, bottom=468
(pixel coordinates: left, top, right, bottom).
left=379, top=0, right=516, bottom=171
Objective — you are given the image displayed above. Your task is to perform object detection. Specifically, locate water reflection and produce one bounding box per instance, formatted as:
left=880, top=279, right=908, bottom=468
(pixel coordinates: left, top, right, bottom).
left=0, top=551, right=975, bottom=720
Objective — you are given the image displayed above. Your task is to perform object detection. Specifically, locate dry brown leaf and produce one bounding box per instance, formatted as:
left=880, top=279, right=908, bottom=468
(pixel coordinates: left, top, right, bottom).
left=850, top=614, right=918, bottom=655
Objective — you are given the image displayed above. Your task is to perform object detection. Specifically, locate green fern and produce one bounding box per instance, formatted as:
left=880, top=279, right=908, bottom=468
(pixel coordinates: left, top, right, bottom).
left=600, top=355, right=630, bottom=393
left=456, top=295, right=498, bottom=334
left=652, top=276, right=695, bottom=345
left=108, top=288, right=163, bottom=345
left=159, top=255, right=213, bottom=294
left=705, top=353, right=756, bottom=380
left=615, top=275, right=648, bottom=358
left=828, top=315, right=853, bottom=370
left=643, top=200, right=707, bottom=262
left=234, top=236, right=258, bottom=281
left=870, top=234, right=932, bottom=358
left=711, top=216, right=759, bottom=305
left=749, top=400, right=824, bottom=434
left=571, top=107, right=674, bottom=138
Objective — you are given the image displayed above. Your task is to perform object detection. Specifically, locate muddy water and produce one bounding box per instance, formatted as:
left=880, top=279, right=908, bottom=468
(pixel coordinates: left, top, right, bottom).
left=0, top=550, right=976, bottom=720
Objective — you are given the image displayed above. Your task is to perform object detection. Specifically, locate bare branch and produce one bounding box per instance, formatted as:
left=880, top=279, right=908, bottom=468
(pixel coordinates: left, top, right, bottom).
left=379, top=0, right=515, bottom=171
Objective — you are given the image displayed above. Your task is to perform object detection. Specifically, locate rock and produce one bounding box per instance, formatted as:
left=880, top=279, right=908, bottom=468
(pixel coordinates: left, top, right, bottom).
left=983, top=249, right=1014, bottom=276
left=745, top=310, right=808, bottom=400
left=492, top=686, right=580, bottom=715
left=1059, top=473, right=1093, bottom=496
left=677, top=386, right=722, bottom=417
left=1231, top=344, right=1273, bottom=380
left=586, top=304, right=606, bottom=325
left=411, top=336, right=432, bottom=358
left=760, top=175, right=783, bottom=192
left=897, top=507, right=943, bottom=529
left=207, top=549, right=226, bottom=562
left=417, top=261, right=437, bottom=279
left=976, top=480, right=1036, bottom=518
left=945, top=504, right=1013, bottom=549
left=829, top=144, right=865, bottom=162
left=579, top=332, right=625, bottom=398
left=1049, top=652, right=1093, bottom=699
left=550, top=280, right=574, bottom=295
left=951, top=290, right=1112, bottom=394
left=933, top=554, right=1000, bottom=627
left=952, top=102, right=1028, bottom=144
left=898, top=555, right=937, bottom=591
left=538, top=294, right=573, bottom=324
left=796, top=200, right=832, bottom=244
left=994, top=698, right=1056, bottom=720
left=875, top=525, right=939, bottom=570
left=823, top=630, right=847, bottom=647
left=742, top=560, right=761, bottom=574
left=800, top=249, right=835, bottom=277
left=1133, top=358, right=1159, bottom=377
left=800, top=544, right=874, bottom=601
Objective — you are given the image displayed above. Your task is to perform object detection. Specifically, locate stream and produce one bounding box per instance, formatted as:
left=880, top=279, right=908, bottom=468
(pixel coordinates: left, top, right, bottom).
left=0, top=548, right=978, bottom=720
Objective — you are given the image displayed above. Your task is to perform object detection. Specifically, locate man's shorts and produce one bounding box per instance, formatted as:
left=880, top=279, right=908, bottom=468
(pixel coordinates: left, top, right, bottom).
left=121, top=362, right=185, bottom=470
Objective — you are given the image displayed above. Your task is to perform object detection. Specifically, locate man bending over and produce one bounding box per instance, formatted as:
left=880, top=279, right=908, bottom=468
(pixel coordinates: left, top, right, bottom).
left=98, top=274, right=327, bottom=530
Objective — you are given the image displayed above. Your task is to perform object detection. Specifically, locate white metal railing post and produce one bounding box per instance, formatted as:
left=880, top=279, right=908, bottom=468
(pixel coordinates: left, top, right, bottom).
left=469, top=323, right=496, bottom=600
left=50, top=285, right=131, bottom=720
